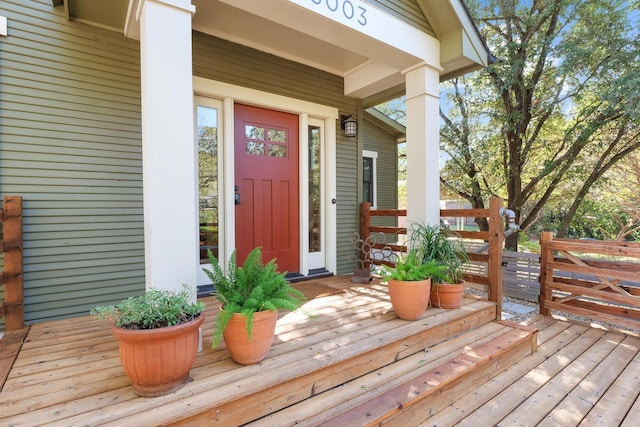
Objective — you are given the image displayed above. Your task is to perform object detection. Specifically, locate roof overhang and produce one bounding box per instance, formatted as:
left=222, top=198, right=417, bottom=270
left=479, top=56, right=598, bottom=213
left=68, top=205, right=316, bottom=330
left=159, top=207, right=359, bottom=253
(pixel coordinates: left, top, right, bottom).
left=364, top=108, right=407, bottom=142
left=418, top=0, right=492, bottom=81
left=59, top=0, right=490, bottom=99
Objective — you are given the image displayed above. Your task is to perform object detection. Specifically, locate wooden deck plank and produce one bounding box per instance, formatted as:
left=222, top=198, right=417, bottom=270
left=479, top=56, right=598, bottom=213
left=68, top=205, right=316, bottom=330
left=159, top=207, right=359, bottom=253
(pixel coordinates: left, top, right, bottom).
left=580, top=339, right=640, bottom=426
left=318, top=327, right=534, bottom=426
left=490, top=330, right=625, bottom=426
left=248, top=322, right=512, bottom=427
left=376, top=328, right=538, bottom=427
left=537, top=335, right=640, bottom=426
left=0, top=283, right=495, bottom=426
left=0, top=293, right=399, bottom=423
left=2, top=275, right=639, bottom=427
left=620, top=391, right=640, bottom=427
left=422, top=317, right=585, bottom=426
left=453, top=324, right=608, bottom=427
left=97, top=302, right=496, bottom=427
left=0, top=327, right=30, bottom=389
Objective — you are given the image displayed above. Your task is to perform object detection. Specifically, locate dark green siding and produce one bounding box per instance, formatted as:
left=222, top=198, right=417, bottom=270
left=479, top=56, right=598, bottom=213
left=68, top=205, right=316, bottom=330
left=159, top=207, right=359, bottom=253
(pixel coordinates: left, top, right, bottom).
left=0, top=0, right=144, bottom=323
left=193, top=33, right=361, bottom=275
left=0, top=4, right=377, bottom=324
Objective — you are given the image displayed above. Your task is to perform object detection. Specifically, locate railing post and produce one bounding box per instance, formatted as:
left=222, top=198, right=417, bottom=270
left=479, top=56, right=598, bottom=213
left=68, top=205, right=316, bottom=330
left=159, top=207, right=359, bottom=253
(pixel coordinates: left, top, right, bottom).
left=360, top=202, right=371, bottom=243
left=3, top=196, right=24, bottom=331
left=360, top=202, right=371, bottom=268
left=487, top=196, right=504, bottom=318
left=539, top=231, right=553, bottom=316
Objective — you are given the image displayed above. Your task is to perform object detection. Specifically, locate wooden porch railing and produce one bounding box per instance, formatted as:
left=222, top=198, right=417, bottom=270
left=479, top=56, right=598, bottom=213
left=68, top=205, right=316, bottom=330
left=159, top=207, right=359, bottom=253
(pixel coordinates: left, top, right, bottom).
left=539, top=231, right=640, bottom=331
left=1, top=196, right=24, bottom=331
left=360, top=196, right=505, bottom=316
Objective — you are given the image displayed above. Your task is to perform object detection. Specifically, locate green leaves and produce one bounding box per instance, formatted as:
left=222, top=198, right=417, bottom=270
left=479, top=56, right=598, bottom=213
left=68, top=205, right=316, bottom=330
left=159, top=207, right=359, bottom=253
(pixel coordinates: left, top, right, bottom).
left=90, top=285, right=204, bottom=330
left=204, top=247, right=306, bottom=347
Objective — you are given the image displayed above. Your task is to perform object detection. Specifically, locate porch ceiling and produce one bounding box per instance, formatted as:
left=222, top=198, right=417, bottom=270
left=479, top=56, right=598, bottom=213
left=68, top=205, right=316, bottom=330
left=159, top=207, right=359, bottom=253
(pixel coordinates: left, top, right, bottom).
left=191, top=0, right=369, bottom=78
left=63, top=0, right=489, bottom=100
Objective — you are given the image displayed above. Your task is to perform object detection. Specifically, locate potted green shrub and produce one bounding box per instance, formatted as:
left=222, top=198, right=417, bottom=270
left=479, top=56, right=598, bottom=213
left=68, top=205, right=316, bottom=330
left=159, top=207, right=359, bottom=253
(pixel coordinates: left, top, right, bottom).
left=90, top=286, right=205, bottom=397
left=383, top=249, right=447, bottom=320
left=408, top=222, right=470, bottom=308
left=204, top=247, right=305, bottom=365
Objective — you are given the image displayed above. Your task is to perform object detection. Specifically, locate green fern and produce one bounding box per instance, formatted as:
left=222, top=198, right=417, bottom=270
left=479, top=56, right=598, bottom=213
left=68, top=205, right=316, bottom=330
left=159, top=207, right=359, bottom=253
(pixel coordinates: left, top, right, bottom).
left=204, top=247, right=305, bottom=347
left=383, top=249, right=448, bottom=282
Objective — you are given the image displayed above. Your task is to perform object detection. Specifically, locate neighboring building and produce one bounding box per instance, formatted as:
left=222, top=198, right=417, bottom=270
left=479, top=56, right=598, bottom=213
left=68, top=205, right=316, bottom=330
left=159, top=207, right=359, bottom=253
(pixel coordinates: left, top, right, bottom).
left=0, top=0, right=489, bottom=323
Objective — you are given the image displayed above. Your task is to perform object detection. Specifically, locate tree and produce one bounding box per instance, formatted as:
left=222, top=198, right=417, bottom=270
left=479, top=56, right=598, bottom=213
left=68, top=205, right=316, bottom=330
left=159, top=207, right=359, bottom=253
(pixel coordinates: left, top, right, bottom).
left=440, top=0, right=640, bottom=248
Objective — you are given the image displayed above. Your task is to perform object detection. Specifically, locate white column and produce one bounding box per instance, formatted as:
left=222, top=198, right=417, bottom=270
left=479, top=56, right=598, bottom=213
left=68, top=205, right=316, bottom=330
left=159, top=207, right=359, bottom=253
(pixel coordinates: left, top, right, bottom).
left=403, top=63, right=442, bottom=227
left=139, top=0, right=197, bottom=293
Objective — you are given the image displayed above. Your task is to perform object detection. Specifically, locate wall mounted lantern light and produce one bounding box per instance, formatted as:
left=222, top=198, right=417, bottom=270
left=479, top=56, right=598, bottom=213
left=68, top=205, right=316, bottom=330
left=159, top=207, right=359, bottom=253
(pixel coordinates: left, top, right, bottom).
left=341, top=115, right=357, bottom=138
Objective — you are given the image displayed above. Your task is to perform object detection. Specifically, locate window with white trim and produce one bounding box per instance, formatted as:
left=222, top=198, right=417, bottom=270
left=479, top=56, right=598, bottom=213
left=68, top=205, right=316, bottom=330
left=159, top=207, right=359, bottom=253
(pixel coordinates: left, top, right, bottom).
left=362, top=150, right=378, bottom=208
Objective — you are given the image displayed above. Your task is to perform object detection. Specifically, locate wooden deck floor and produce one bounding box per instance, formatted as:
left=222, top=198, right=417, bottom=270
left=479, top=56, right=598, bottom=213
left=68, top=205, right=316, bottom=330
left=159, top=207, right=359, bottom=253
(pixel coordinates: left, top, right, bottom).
left=0, top=276, right=638, bottom=426
left=428, top=315, right=640, bottom=427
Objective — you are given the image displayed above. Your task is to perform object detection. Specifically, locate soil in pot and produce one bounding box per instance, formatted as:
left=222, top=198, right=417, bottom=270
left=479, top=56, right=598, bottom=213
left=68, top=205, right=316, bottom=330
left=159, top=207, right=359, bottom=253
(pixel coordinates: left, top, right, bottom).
left=387, top=278, right=431, bottom=320
left=223, top=309, right=278, bottom=365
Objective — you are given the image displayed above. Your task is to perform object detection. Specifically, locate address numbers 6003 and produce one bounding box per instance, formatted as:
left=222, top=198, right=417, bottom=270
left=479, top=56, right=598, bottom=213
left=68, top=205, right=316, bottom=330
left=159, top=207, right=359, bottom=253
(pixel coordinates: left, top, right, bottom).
left=310, top=0, right=368, bottom=26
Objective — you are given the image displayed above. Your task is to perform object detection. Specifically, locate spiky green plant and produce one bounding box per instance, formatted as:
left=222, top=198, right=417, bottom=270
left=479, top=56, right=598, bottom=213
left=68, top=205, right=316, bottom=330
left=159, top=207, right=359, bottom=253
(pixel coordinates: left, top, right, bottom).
left=204, top=247, right=305, bottom=347
left=407, top=222, right=469, bottom=284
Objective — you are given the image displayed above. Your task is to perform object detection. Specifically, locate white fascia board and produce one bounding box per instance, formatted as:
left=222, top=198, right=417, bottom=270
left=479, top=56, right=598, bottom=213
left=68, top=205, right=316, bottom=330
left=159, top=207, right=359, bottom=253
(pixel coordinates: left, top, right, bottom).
left=125, top=0, right=141, bottom=39
left=447, top=0, right=489, bottom=67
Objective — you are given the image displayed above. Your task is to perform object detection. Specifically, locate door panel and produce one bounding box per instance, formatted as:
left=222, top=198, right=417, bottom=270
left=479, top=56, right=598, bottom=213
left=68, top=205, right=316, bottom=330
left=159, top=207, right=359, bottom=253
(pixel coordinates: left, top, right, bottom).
left=234, top=103, right=299, bottom=273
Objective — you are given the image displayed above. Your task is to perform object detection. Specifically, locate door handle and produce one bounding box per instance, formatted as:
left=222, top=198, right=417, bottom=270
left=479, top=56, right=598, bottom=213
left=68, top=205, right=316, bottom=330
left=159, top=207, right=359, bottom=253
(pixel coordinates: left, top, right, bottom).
left=234, top=185, right=240, bottom=205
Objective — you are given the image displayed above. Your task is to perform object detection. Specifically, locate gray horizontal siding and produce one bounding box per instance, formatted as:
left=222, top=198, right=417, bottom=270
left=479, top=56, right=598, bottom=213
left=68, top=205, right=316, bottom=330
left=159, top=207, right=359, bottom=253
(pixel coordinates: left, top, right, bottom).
left=0, top=0, right=144, bottom=323
left=193, top=32, right=360, bottom=275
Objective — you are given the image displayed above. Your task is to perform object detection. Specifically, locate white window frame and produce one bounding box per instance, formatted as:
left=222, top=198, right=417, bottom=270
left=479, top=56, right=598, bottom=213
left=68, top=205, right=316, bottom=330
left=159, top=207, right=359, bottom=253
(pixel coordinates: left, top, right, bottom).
left=363, top=150, right=378, bottom=209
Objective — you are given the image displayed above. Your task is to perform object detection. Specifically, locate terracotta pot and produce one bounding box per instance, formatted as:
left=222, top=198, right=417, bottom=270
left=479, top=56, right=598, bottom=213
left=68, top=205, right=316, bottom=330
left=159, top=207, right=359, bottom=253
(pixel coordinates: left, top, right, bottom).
left=430, top=282, right=465, bottom=309
left=223, top=309, right=278, bottom=365
left=111, top=313, right=204, bottom=397
left=387, top=278, right=431, bottom=320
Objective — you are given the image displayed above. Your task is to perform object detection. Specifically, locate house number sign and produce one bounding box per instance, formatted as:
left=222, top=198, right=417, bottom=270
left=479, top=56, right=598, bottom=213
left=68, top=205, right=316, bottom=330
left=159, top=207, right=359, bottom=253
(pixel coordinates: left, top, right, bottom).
left=305, top=0, right=368, bottom=26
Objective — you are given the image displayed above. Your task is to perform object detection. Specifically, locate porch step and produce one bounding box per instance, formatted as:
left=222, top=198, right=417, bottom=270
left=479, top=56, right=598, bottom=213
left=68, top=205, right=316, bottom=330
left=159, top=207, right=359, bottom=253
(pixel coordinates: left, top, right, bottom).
left=248, top=320, right=537, bottom=426
left=171, top=294, right=499, bottom=426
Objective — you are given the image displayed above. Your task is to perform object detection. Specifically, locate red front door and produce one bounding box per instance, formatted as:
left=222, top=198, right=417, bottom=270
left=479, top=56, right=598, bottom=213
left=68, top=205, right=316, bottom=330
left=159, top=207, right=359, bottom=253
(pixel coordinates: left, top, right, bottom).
left=234, top=103, right=299, bottom=273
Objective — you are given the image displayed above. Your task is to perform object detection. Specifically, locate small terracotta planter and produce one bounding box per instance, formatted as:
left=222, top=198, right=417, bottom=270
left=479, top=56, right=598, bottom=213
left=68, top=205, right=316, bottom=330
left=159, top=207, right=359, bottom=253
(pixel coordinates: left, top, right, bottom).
left=387, top=278, right=431, bottom=320
left=430, top=282, right=465, bottom=309
left=223, top=309, right=278, bottom=365
left=111, top=313, right=204, bottom=397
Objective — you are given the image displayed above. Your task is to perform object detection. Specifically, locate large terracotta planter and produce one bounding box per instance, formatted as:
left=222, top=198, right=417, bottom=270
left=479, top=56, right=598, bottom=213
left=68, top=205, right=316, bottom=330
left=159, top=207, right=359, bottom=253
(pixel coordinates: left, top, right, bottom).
left=430, top=282, right=465, bottom=309
left=111, top=313, right=204, bottom=397
left=223, top=309, right=278, bottom=365
left=387, top=278, right=431, bottom=320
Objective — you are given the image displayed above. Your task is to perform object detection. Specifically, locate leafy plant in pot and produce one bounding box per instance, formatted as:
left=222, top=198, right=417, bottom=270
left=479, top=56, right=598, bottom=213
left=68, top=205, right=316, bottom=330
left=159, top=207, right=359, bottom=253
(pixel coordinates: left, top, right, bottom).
left=408, top=222, right=470, bottom=309
left=383, top=249, right=447, bottom=320
left=90, top=286, right=205, bottom=397
left=204, top=247, right=305, bottom=365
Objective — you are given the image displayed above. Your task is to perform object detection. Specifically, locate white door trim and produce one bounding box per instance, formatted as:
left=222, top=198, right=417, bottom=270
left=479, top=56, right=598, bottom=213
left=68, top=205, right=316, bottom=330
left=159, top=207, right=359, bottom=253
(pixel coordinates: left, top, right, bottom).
left=194, top=77, right=338, bottom=275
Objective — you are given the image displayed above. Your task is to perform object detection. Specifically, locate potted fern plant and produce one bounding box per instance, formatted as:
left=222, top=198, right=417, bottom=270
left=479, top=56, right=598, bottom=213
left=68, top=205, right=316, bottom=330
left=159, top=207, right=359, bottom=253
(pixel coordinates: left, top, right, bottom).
left=90, top=286, right=205, bottom=397
left=204, top=247, right=305, bottom=365
left=383, top=249, right=447, bottom=320
left=408, top=222, right=470, bottom=309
